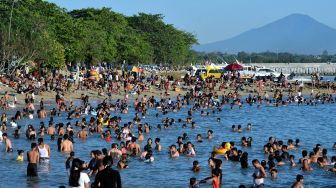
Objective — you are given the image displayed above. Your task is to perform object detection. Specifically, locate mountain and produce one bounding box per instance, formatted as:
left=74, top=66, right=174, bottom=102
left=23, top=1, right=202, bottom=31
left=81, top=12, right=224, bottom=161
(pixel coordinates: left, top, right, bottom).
left=194, top=14, right=336, bottom=54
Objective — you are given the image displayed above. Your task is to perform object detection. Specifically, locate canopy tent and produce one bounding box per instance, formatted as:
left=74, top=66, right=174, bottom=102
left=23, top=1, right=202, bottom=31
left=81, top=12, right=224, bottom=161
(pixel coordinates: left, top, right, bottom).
left=224, top=63, right=243, bottom=71
left=132, top=66, right=144, bottom=73
left=206, top=64, right=219, bottom=71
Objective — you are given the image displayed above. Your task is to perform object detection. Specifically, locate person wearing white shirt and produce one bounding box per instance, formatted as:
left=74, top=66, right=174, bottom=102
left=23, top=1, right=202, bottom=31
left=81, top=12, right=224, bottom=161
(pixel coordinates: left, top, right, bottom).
left=69, top=159, right=90, bottom=188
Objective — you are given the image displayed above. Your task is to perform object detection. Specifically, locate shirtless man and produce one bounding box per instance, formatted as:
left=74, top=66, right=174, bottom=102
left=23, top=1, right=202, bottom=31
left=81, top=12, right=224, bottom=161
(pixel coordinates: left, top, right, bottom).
left=155, top=138, right=162, bottom=152
left=61, top=134, right=73, bottom=152
left=142, top=95, right=147, bottom=104
left=38, top=107, right=47, bottom=118
left=291, top=174, right=304, bottom=188
left=127, top=137, right=141, bottom=154
left=37, top=138, right=51, bottom=162
left=2, top=133, right=13, bottom=152
left=27, top=143, right=39, bottom=177
left=108, top=143, right=122, bottom=159
left=47, top=122, right=56, bottom=135
left=77, top=126, right=88, bottom=139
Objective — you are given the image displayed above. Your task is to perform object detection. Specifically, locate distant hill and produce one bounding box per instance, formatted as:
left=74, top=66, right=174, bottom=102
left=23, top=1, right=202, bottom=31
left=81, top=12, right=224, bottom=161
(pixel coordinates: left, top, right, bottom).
left=194, top=14, right=336, bottom=54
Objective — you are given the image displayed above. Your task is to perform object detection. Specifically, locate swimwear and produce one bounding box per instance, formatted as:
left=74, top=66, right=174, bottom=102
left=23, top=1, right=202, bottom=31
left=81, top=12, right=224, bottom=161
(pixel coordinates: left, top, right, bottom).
left=7, top=148, right=13, bottom=153
left=40, top=158, right=50, bottom=164
left=38, top=145, right=49, bottom=158
left=17, top=156, right=24, bottom=161
left=27, top=163, right=38, bottom=177
left=105, top=137, right=112, bottom=142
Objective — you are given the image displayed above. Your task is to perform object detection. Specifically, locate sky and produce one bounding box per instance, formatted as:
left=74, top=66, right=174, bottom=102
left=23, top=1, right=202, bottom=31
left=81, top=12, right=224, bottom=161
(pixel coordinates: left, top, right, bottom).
left=47, top=0, right=336, bottom=44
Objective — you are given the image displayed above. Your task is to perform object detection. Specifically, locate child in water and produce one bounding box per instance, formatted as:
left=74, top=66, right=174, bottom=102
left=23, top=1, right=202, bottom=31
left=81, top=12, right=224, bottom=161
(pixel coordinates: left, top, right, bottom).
left=189, top=177, right=197, bottom=188
left=192, top=160, right=200, bottom=172
left=16, top=150, right=24, bottom=161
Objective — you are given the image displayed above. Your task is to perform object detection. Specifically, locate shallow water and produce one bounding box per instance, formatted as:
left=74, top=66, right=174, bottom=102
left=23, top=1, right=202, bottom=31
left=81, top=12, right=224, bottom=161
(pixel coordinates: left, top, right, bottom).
left=0, top=99, right=336, bottom=188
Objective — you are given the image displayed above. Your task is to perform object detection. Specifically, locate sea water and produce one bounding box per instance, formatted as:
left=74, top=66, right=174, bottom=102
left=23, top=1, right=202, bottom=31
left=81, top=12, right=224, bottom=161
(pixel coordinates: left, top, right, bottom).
left=0, top=99, right=335, bottom=188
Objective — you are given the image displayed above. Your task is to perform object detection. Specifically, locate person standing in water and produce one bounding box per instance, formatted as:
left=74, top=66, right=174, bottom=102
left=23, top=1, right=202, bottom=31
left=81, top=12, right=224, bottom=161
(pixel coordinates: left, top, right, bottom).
left=93, top=156, right=122, bottom=188
left=2, top=133, right=13, bottom=152
left=27, top=143, right=39, bottom=178
left=37, top=138, right=51, bottom=163
left=77, top=125, right=88, bottom=139
left=61, top=134, right=73, bottom=152
left=291, top=174, right=304, bottom=188
left=252, top=159, right=266, bottom=188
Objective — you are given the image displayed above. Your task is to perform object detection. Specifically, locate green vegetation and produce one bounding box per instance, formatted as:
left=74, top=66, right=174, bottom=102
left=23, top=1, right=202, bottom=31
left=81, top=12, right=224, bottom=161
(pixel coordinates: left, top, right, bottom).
left=0, top=0, right=197, bottom=71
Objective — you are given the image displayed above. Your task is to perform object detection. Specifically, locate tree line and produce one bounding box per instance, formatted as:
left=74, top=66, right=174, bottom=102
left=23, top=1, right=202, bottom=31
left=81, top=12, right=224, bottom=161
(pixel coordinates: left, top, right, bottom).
left=0, top=0, right=197, bottom=71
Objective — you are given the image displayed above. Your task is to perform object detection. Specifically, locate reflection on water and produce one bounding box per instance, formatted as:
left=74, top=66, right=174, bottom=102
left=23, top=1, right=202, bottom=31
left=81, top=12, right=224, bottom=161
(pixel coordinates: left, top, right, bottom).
left=0, top=100, right=336, bottom=188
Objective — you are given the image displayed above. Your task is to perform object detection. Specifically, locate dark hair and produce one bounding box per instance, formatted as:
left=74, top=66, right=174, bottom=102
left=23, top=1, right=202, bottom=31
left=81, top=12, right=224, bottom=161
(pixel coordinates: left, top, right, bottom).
left=95, top=150, right=102, bottom=156
left=57, top=137, right=62, bottom=151
left=69, top=158, right=82, bottom=187
left=270, top=168, right=278, bottom=173
left=31, top=143, right=37, bottom=149
left=102, top=148, right=108, bottom=156
left=322, top=148, right=327, bottom=156
left=302, top=150, right=308, bottom=157
left=190, top=177, right=196, bottom=186
left=331, top=156, right=336, bottom=162
left=103, top=156, right=113, bottom=167
left=38, top=138, right=43, bottom=143
left=214, top=158, right=222, bottom=168
left=275, top=156, right=282, bottom=162
left=252, top=159, right=259, bottom=164
left=296, top=174, right=304, bottom=181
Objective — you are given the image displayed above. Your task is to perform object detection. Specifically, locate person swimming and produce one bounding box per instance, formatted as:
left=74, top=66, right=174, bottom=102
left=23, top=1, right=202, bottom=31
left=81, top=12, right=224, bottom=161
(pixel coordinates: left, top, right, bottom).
left=192, top=160, right=200, bottom=172
left=17, top=150, right=24, bottom=161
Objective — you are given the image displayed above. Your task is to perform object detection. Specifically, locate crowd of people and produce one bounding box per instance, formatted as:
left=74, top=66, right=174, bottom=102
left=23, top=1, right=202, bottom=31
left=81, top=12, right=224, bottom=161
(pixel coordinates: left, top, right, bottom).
left=0, top=65, right=335, bottom=187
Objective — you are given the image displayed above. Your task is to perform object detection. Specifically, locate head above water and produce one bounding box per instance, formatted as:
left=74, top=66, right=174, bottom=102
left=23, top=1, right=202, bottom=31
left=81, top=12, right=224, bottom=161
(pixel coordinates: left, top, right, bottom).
left=103, top=156, right=113, bottom=167
left=38, top=138, right=44, bottom=144
left=296, top=174, right=304, bottom=182
left=31, top=142, right=37, bottom=149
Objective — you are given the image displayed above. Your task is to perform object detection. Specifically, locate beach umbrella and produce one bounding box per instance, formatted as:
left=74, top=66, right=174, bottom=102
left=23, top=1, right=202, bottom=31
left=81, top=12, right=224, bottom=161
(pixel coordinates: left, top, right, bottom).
left=225, top=63, right=243, bottom=71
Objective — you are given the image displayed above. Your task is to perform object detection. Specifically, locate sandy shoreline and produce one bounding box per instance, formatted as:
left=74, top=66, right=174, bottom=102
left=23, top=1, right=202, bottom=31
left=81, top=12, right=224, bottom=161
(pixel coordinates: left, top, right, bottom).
left=1, top=81, right=334, bottom=108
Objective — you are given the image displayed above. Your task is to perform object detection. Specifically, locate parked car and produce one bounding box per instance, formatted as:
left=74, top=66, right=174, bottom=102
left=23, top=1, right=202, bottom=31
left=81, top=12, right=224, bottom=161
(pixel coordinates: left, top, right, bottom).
left=255, top=68, right=280, bottom=77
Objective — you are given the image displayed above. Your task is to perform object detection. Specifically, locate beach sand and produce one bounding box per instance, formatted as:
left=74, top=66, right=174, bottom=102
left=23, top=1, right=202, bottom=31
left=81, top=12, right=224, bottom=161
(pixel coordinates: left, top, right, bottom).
left=1, top=80, right=334, bottom=108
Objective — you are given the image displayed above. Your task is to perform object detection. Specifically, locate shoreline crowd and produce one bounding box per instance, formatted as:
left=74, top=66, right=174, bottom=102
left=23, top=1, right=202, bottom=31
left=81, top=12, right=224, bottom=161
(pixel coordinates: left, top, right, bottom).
left=0, top=65, right=336, bottom=188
